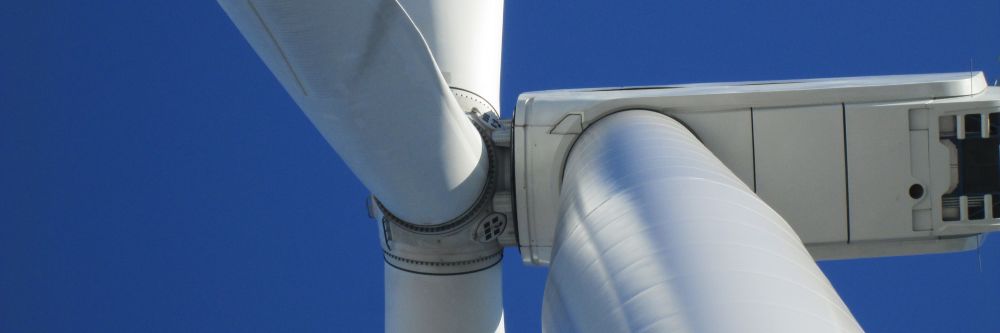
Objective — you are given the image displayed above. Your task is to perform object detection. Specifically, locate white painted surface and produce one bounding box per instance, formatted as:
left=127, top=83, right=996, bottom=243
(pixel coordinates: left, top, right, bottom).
left=514, top=73, right=997, bottom=264
left=672, top=109, right=755, bottom=189
left=544, top=110, right=862, bottom=332
left=217, top=0, right=487, bottom=225
left=845, top=102, right=924, bottom=241
left=754, top=104, right=847, bottom=244
left=399, top=0, right=504, bottom=111
left=386, top=263, right=504, bottom=333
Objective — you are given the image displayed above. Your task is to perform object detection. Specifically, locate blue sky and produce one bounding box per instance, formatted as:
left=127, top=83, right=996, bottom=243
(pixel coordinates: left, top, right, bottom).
left=2, top=1, right=999, bottom=332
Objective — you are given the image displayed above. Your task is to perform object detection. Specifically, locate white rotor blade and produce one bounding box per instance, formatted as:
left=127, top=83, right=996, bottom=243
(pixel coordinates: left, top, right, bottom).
left=544, top=110, right=862, bottom=332
left=385, top=263, right=504, bottom=333
left=217, top=0, right=487, bottom=224
left=398, top=0, right=504, bottom=110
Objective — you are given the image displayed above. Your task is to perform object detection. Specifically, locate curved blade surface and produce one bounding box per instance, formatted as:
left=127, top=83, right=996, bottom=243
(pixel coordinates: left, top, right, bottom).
left=385, top=263, right=504, bottom=333
left=545, top=110, right=862, bottom=332
left=218, top=0, right=487, bottom=224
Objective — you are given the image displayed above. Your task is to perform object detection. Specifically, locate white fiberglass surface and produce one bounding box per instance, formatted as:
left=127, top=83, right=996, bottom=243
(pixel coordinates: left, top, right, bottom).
left=386, top=263, right=504, bottom=333
left=218, top=0, right=487, bottom=224
left=398, top=0, right=504, bottom=111
left=544, top=110, right=862, bottom=333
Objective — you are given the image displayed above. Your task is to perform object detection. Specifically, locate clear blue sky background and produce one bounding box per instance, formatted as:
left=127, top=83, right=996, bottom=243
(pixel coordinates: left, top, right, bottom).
left=2, top=1, right=999, bottom=332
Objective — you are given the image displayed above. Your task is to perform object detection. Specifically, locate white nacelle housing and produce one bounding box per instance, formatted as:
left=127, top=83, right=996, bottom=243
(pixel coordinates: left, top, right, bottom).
left=513, top=72, right=1000, bottom=265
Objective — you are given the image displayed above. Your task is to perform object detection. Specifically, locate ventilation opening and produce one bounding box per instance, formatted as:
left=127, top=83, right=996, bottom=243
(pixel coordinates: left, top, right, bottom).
left=475, top=214, right=507, bottom=242
left=940, top=113, right=1000, bottom=221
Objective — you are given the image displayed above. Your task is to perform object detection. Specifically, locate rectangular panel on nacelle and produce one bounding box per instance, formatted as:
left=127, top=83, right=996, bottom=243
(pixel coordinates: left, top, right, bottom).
left=754, top=104, right=848, bottom=244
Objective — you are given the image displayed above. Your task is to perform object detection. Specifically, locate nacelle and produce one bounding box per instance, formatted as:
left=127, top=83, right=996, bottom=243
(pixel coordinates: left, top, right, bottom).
left=511, top=72, right=1000, bottom=265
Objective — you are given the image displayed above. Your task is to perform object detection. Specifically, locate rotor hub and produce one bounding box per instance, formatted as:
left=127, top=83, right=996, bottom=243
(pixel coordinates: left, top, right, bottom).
left=369, top=89, right=515, bottom=275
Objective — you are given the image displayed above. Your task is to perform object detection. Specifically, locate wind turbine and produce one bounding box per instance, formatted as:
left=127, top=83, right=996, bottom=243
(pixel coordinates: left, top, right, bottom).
left=216, top=1, right=1000, bottom=332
